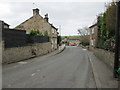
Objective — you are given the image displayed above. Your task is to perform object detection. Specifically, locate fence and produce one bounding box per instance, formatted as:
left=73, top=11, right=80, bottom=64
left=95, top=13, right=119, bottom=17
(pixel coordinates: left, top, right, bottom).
left=28, top=35, right=49, bottom=43
left=3, top=29, right=49, bottom=48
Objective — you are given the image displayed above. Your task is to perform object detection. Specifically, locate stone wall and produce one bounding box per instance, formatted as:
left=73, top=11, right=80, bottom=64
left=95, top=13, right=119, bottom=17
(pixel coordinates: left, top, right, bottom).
left=92, top=48, right=114, bottom=70
left=2, top=42, right=52, bottom=64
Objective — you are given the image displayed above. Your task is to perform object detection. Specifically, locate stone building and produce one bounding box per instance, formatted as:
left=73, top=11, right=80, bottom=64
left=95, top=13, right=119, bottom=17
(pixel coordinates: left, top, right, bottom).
left=89, top=24, right=98, bottom=48
left=0, top=20, right=9, bottom=29
left=15, top=8, right=58, bottom=50
left=51, top=25, right=58, bottom=49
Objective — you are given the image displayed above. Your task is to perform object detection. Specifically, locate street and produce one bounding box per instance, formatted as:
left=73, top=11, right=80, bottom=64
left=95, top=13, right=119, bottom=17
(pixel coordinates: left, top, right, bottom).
left=3, top=46, right=96, bottom=88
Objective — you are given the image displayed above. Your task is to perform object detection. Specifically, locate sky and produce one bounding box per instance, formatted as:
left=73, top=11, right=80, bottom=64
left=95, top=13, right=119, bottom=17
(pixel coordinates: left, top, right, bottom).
left=0, top=0, right=112, bottom=36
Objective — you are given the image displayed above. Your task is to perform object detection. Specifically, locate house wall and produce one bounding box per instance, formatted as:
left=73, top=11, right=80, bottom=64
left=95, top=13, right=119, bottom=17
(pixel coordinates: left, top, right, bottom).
left=15, top=15, right=51, bottom=36
left=89, top=25, right=98, bottom=48
left=2, top=42, right=52, bottom=64
left=51, top=27, right=57, bottom=49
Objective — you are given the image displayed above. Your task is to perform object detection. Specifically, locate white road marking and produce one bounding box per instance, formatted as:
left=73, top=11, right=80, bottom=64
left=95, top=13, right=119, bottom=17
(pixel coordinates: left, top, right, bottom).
left=31, top=73, right=36, bottom=76
left=18, top=61, right=27, bottom=64
left=82, top=49, right=87, bottom=51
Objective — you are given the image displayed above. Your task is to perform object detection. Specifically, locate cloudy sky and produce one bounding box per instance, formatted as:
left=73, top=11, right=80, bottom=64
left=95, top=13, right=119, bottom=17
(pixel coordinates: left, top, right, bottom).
left=0, top=0, right=112, bottom=36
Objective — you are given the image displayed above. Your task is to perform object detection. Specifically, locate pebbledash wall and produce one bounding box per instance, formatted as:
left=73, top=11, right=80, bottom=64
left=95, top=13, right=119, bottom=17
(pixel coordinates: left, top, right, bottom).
left=92, top=48, right=114, bottom=70
left=2, top=42, right=52, bottom=64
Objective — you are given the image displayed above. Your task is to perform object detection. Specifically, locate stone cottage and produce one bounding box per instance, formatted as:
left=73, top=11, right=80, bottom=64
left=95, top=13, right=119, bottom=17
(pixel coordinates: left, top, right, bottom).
left=89, top=23, right=98, bottom=48
left=15, top=8, right=58, bottom=50
left=0, top=20, right=9, bottom=29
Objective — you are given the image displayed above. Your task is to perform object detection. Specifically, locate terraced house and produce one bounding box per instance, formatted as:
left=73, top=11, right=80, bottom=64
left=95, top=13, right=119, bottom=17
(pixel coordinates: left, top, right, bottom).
left=15, top=8, right=58, bottom=50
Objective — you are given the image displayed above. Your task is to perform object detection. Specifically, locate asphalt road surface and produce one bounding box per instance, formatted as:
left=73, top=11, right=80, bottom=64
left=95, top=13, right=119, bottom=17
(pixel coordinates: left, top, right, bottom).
left=3, top=46, right=96, bottom=88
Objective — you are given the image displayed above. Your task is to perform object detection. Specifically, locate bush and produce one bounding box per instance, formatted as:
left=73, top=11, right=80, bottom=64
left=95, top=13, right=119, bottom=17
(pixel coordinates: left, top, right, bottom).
left=96, top=37, right=115, bottom=52
left=30, top=30, right=43, bottom=36
left=103, top=37, right=115, bottom=52
left=81, top=41, right=89, bottom=46
left=30, top=30, right=39, bottom=35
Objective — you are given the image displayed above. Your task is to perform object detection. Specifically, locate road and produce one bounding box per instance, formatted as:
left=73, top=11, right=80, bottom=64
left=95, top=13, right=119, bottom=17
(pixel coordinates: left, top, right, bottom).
left=3, top=46, right=96, bottom=88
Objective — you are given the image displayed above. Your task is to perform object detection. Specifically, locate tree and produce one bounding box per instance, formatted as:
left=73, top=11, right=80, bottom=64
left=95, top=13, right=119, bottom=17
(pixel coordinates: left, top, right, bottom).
left=96, top=1, right=116, bottom=51
left=57, top=35, right=61, bottom=45
left=77, top=27, right=89, bottom=36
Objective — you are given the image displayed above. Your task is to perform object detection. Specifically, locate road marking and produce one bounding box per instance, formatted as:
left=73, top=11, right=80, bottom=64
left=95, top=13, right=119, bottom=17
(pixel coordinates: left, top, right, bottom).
left=82, top=49, right=87, bottom=51
left=31, top=73, right=36, bottom=76
left=18, top=61, right=27, bottom=64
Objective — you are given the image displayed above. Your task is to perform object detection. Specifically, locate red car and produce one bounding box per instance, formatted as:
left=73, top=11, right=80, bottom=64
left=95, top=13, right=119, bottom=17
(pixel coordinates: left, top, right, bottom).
left=70, top=44, right=77, bottom=46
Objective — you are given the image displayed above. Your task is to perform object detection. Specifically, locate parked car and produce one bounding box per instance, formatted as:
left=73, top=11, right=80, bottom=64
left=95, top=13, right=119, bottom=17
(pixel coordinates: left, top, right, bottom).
left=70, top=44, right=77, bottom=46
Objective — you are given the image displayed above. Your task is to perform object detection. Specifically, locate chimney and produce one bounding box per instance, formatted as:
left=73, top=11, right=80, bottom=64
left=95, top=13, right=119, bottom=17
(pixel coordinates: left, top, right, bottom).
left=33, top=8, right=39, bottom=16
left=44, top=13, right=49, bottom=22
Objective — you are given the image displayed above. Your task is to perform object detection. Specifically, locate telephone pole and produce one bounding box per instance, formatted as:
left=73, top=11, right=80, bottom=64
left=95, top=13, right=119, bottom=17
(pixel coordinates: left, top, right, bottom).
left=114, top=0, right=120, bottom=78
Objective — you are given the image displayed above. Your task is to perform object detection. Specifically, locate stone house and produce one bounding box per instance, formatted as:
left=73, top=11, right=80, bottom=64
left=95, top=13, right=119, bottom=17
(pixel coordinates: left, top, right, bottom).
left=15, top=8, right=58, bottom=50
left=0, top=20, right=9, bottom=29
left=51, top=25, right=58, bottom=49
left=89, top=24, right=98, bottom=48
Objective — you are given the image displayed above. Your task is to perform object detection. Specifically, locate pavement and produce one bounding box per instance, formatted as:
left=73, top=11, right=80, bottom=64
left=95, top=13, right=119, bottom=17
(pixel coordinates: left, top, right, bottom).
left=87, top=50, right=119, bottom=89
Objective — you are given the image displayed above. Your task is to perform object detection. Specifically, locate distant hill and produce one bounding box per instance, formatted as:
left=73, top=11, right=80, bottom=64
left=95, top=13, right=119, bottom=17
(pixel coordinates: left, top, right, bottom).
left=61, top=36, right=80, bottom=40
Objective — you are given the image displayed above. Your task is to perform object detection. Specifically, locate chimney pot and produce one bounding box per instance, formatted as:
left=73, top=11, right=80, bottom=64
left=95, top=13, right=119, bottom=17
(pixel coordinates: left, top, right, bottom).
left=33, top=8, right=39, bottom=16
left=44, top=13, right=49, bottom=22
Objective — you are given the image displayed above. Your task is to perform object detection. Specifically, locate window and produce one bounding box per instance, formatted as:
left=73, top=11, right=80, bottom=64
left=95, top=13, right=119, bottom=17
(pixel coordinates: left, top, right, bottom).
left=92, top=28, right=94, bottom=34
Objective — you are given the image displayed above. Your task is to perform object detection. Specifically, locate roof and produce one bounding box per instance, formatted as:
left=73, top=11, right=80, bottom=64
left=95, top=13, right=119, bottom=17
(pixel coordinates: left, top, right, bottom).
left=51, top=24, right=58, bottom=30
left=4, top=22, right=9, bottom=26
left=15, top=14, right=58, bottom=31
left=0, top=20, right=9, bottom=26
left=89, top=23, right=97, bottom=28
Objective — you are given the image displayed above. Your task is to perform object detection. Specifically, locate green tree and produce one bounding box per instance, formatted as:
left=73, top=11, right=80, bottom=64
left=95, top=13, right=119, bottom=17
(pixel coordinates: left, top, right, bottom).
left=96, top=1, right=116, bottom=52
left=57, top=35, right=61, bottom=45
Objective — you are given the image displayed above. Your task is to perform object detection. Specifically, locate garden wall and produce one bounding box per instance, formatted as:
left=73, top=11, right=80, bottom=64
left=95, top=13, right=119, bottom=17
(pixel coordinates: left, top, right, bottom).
left=2, top=42, right=52, bottom=64
left=92, top=48, right=114, bottom=70
left=3, top=29, right=49, bottom=48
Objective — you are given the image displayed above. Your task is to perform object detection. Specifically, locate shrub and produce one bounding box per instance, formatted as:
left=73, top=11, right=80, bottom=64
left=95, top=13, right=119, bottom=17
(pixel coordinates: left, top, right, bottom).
left=30, top=29, right=39, bottom=35
left=30, top=29, right=43, bottom=36
left=81, top=41, right=89, bottom=46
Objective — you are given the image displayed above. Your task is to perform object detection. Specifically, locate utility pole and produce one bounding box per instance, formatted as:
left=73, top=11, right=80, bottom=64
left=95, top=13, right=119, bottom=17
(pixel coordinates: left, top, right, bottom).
left=114, top=0, right=120, bottom=78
